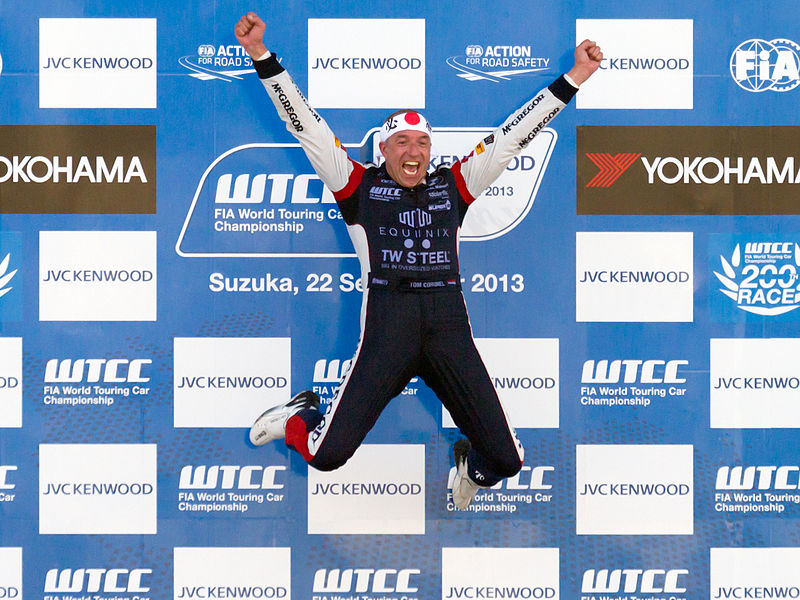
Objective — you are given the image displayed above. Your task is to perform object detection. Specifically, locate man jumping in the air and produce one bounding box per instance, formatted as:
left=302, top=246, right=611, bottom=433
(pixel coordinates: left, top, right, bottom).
left=236, top=12, right=601, bottom=509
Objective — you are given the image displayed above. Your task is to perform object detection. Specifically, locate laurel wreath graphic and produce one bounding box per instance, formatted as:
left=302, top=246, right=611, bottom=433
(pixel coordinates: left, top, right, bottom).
left=713, top=243, right=800, bottom=315
left=0, top=253, right=17, bottom=299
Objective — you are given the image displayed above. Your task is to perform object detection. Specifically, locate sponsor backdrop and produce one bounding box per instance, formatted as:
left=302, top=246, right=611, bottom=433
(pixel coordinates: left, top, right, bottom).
left=1, top=0, right=799, bottom=598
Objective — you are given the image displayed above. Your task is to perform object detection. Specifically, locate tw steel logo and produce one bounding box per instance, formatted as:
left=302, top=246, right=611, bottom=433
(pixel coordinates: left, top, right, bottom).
left=584, top=153, right=641, bottom=187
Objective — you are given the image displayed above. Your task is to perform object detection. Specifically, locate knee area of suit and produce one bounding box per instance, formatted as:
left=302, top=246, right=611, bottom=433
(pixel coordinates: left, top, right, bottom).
left=489, top=455, right=523, bottom=480
left=310, top=450, right=352, bottom=472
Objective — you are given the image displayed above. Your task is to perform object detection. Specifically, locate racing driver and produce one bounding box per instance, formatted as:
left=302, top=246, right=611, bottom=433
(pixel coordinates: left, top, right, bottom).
left=235, top=12, right=602, bottom=509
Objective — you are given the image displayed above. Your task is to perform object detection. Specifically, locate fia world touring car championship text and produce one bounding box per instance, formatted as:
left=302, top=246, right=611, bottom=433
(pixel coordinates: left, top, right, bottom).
left=213, top=207, right=339, bottom=234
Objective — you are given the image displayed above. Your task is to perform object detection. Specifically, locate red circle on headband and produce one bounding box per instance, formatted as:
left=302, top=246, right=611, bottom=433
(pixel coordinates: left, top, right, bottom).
left=404, top=112, right=421, bottom=125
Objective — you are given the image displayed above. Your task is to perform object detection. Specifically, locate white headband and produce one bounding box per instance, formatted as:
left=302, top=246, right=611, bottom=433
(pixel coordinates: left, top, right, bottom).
left=379, top=111, right=433, bottom=143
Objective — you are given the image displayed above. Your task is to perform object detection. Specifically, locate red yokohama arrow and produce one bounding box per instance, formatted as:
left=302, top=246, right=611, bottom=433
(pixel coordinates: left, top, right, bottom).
left=585, top=153, right=641, bottom=187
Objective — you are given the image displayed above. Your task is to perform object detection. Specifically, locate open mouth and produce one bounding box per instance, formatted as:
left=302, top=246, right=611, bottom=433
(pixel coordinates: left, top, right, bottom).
left=402, top=161, right=420, bottom=176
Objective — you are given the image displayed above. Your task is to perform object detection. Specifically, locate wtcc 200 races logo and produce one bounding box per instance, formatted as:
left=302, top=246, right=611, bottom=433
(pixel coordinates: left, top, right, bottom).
left=176, top=127, right=556, bottom=257
left=730, top=38, right=800, bottom=92
left=446, top=44, right=551, bottom=82
left=713, top=239, right=800, bottom=316
left=180, top=42, right=255, bottom=82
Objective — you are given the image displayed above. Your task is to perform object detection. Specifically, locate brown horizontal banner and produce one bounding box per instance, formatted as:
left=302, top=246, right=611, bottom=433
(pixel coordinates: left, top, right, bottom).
left=0, top=125, right=155, bottom=214
left=577, top=126, right=800, bottom=215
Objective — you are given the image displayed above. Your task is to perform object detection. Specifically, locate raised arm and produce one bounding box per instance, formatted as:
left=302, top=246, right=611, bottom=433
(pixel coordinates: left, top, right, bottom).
left=454, top=40, right=603, bottom=203
left=234, top=13, right=363, bottom=200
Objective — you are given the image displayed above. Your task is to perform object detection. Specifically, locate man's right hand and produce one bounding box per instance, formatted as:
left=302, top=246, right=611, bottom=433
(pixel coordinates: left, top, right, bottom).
left=235, top=12, right=268, bottom=60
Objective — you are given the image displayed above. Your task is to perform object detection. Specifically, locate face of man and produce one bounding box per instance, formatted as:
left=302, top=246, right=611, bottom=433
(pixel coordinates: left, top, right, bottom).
left=379, top=130, right=431, bottom=189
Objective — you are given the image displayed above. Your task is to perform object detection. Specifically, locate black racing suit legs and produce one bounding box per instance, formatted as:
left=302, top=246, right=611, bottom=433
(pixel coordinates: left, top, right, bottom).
left=286, top=286, right=522, bottom=486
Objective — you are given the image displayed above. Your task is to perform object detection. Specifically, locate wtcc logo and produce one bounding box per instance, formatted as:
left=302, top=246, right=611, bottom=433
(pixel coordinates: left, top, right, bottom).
left=717, top=466, right=800, bottom=490
left=44, top=568, right=151, bottom=593
left=582, top=569, right=688, bottom=594
left=731, top=38, right=800, bottom=92
left=582, top=359, right=688, bottom=384
left=180, top=42, right=255, bottom=82
left=45, top=358, right=151, bottom=383
left=313, top=568, right=419, bottom=594
left=714, top=241, right=800, bottom=316
left=447, top=44, right=551, bottom=83
left=179, top=465, right=286, bottom=490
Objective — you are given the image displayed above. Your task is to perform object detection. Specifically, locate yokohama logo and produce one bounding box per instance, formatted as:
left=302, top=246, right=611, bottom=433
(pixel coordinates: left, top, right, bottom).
left=585, top=153, right=641, bottom=187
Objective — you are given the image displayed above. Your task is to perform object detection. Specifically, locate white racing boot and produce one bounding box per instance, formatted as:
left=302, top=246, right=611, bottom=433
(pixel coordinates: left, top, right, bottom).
left=452, top=438, right=482, bottom=510
left=249, top=390, right=320, bottom=446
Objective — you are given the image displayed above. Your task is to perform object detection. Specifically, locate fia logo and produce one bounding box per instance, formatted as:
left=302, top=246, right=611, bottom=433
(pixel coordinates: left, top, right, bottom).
left=730, top=38, right=800, bottom=92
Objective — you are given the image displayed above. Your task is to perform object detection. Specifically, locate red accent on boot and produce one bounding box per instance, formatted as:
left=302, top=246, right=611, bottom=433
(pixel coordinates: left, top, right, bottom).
left=285, top=414, right=315, bottom=463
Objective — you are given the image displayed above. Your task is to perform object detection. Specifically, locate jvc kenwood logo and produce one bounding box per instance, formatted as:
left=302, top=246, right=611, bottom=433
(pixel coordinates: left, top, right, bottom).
left=575, top=19, right=693, bottom=110
left=578, top=127, right=800, bottom=215
left=307, top=19, right=424, bottom=109
left=493, top=375, right=555, bottom=390
left=0, top=126, right=155, bottom=214
left=582, top=360, right=688, bottom=383
left=179, top=465, right=286, bottom=490
left=44, top=568, right=151, bottom=593
left=582, top=569, right=688, bottom=594
left=600, top=56, right=690, bottom=71
left=42, top=482, right=154, bottom=496
left=39, top=18, right=156, bottom=109
left=579, top=482, right=691, bottom=496
left=175, top=585, right=288, bottom=598
left=731, top=38, right=800, bottom=93
left=0, top=373, right=19, bottom=389
left=717, top=466, right=800, bottom=490
left=45, top=358, right=151, bottom=383
left=446, top=586, right=555, bottom=598
left=175, top=375, right=287, bottom=390
left=313, top=568, right=419, bottom=594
